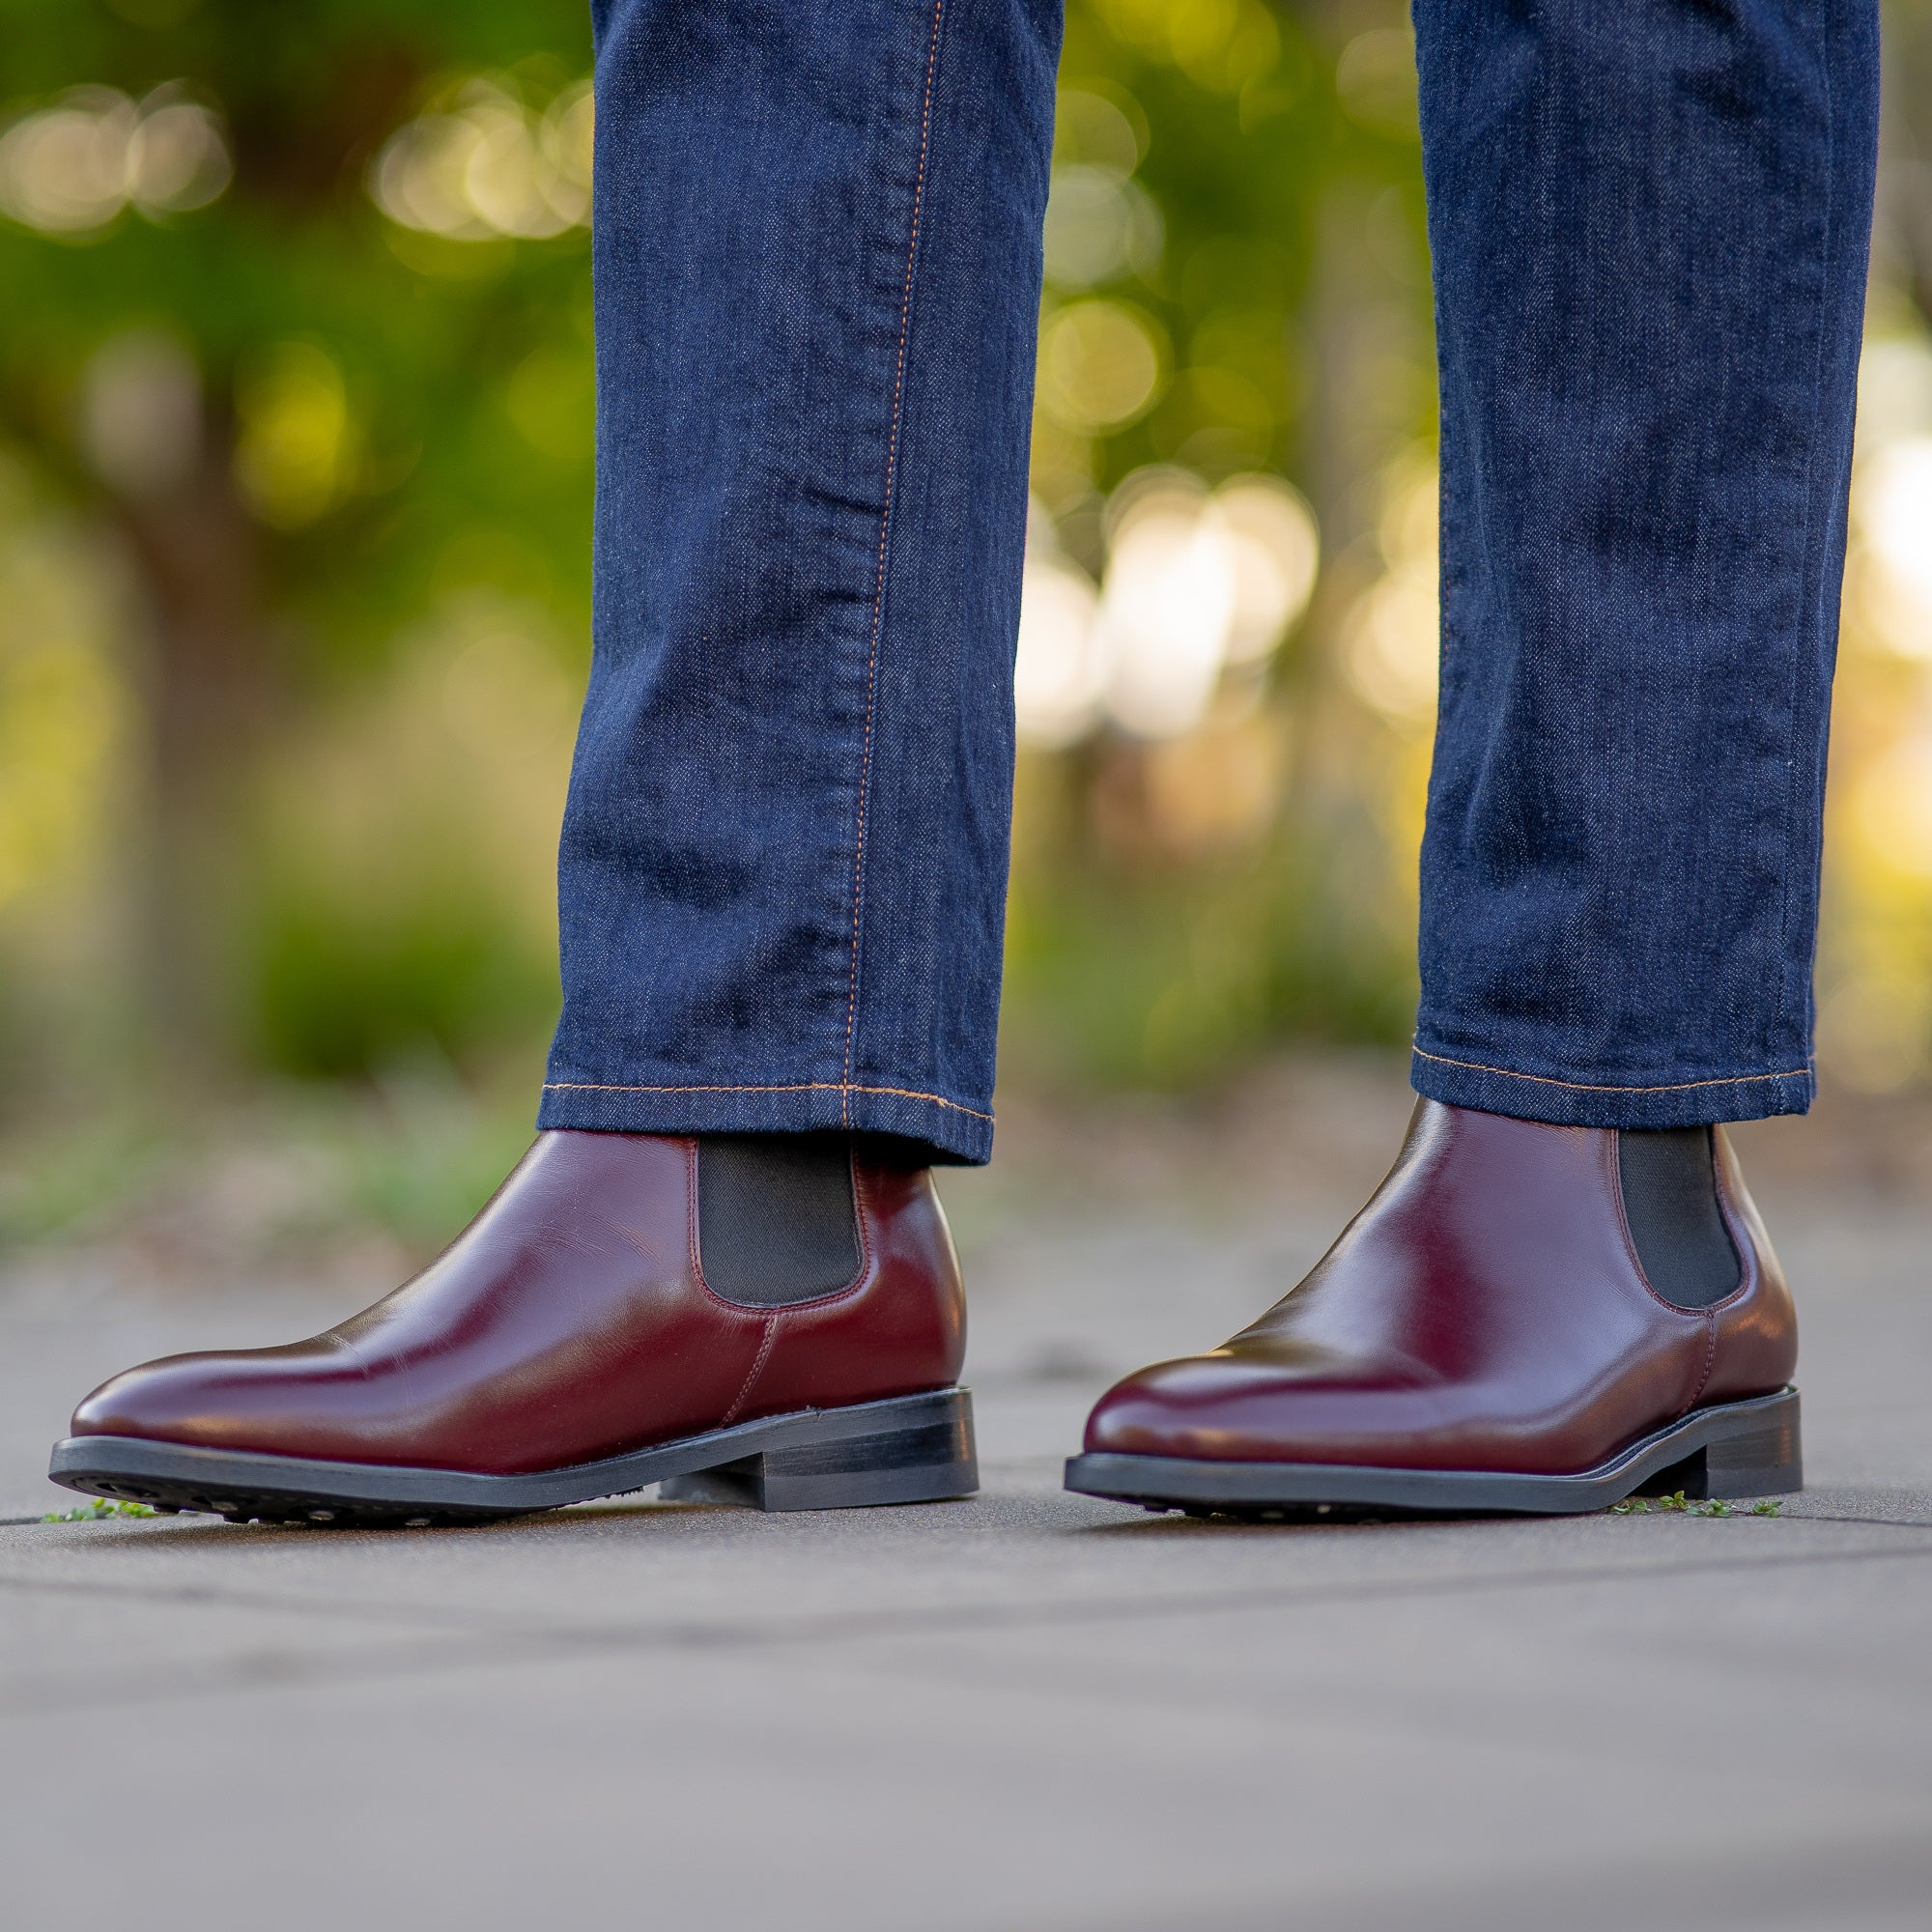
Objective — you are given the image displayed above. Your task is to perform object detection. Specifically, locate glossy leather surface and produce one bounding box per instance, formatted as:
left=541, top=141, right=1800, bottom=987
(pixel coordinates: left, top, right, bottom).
left=71, top=1131, right=966, bottom=1473
left=1084, top=1100, right=1795, bottom=1473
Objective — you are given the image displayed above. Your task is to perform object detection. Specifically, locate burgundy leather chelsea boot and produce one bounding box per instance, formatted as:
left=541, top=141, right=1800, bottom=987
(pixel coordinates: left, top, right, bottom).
left=1065, top=1100, right=1801, bottom=1518
left=49, top=1131, right=975, bottom=1526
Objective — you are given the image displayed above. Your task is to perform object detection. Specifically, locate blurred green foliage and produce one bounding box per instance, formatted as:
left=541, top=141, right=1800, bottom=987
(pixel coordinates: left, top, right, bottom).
left=6, top=0, right=1423, bottom=1116
left=1005, top=0, right=1437, bottom=1087
left=0, top=0, right=599, bottom=1106
left=3, top=0, right=1931, bottom=1170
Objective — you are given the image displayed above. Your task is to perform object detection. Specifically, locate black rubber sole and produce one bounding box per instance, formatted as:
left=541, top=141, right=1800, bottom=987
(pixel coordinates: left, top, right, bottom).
left=1064, top=1386, right=1801, bottom=1520
left=46, top=1386, right=978, bottom=1528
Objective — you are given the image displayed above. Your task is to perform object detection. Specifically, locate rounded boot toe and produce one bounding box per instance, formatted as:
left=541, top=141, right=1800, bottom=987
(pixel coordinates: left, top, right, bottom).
left=1084, top=1353, right=1266, bottom=1460
left=1084, top=1350, right=1445, bottom=1465
left=71, top=1350, right=291, bottom=1451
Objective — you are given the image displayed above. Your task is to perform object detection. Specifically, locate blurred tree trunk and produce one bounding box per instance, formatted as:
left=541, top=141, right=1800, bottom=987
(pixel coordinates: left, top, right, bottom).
left=109, top=396, right=270, bottom=1079
left=1878, top=28, right=1932, bottom=333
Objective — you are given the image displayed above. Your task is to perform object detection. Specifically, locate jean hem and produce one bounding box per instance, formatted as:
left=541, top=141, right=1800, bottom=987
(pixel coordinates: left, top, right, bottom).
left=1409, top=1044, right=1814, bottom=1128
left=536, top=1077, right=993, bottom=1164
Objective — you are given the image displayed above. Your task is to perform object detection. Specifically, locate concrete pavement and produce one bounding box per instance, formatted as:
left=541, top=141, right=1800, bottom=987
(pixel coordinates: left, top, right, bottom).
left=3, top=1059, right=1928, bottom=1931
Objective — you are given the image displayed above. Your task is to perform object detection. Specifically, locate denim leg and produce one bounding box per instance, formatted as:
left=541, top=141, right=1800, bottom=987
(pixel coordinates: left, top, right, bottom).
left=540, top=1, right=1061, bottom=1163
left=1409, top=0, right=1879, bottom=1127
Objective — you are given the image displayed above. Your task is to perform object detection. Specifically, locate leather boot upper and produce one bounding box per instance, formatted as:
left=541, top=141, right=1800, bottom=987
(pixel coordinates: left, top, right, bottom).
left=1084, top=1100, right=1795, bottom=1474
left=70, top=1131, right=965, bottom=1474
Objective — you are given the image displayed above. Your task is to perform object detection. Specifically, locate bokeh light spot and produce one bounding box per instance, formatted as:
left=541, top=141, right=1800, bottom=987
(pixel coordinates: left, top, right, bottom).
left=1336, top=30, right=1421, bottom=140
left=1037, top=299, right=1166, bottom=434
left=371, top=78, right=592, bottom=244
left=0, top=84, right=230, bottom=236
left=233, top=343, right=356, bottom=529
left=1043, top=164, right=1164, bottom=292
left=1016, top=469, right=1319, bottom=747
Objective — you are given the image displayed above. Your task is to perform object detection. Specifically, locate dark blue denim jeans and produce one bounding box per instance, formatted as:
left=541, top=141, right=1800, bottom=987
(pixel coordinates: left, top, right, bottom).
left=540, top=0, right=1878, bottom=1163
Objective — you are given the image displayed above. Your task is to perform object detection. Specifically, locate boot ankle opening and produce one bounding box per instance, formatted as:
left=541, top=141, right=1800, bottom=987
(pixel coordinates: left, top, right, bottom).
left=1616, top=1125, right=1741, bottom=1310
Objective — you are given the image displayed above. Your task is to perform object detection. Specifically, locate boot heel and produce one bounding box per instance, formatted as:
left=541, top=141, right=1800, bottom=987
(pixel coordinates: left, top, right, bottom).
left=1637, top=1387, right=1803, bottom=1501
left=658, top=1388, right=978, bottom=1512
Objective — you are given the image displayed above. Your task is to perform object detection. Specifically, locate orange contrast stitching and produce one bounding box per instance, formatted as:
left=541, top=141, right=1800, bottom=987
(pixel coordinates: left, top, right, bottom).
left=541, top=1078, right=991, bottom=1122
left=1411, top=1046, right=1810, bottom=1097
left=840, top=0, right=947, bottom=1126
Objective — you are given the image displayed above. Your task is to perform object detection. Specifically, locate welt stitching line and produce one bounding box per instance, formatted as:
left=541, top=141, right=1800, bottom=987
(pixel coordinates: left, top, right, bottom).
left=1411, top=1046, right=1809, bottom=1096
left=840, top=0, right=946, bottom=1123
left=722, top=1316, right=781, bottom=1429
left=542, top=1079, right=991, bottom=1122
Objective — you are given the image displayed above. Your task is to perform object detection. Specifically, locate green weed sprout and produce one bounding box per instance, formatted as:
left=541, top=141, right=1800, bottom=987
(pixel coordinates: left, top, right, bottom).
left=43, top=1498, right=156, bottom=1522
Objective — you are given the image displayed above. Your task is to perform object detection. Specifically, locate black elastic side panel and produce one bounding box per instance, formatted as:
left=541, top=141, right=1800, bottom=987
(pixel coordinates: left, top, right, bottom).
left=697, top=1135, right=861, bottom=1307
left=1616, top=1126, right=1740, bottom=1310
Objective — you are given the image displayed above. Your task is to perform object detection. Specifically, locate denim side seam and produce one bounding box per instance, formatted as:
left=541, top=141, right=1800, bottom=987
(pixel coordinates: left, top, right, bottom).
left=840, top=0, right=949, bottom=1126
